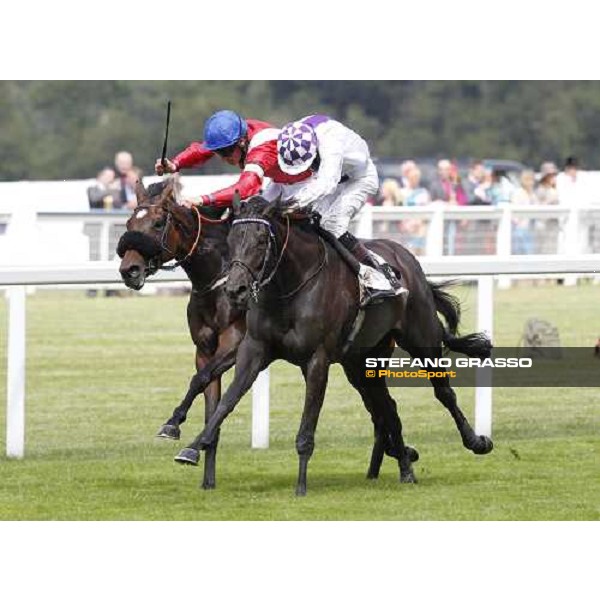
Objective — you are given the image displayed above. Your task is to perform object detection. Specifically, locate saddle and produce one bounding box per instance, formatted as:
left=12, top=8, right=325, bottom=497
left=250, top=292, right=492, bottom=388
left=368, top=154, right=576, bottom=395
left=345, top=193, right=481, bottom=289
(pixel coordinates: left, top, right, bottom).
left=290, top=207, right=363, bottom=276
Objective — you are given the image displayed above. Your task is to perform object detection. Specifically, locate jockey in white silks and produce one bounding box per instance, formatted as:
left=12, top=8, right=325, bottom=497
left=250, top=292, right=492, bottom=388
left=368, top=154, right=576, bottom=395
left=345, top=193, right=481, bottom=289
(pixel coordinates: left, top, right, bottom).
left=264, top=114, right=407, bottom=306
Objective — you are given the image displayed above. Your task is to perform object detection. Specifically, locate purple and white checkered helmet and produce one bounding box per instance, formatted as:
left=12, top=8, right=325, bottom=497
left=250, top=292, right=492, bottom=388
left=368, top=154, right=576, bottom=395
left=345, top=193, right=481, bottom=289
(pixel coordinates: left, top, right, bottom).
left=277, top=121, right=319, bottom=175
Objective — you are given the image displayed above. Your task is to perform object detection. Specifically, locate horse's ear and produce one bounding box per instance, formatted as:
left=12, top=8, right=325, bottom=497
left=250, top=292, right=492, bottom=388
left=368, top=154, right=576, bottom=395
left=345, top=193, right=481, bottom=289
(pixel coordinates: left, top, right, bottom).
left=262, top=193, right=282, bottom=218
left=232, top=189, right=242, bottom=215
left=160, top=179, right=177, bottom=208
left=135, top=180, right=149, bottom=204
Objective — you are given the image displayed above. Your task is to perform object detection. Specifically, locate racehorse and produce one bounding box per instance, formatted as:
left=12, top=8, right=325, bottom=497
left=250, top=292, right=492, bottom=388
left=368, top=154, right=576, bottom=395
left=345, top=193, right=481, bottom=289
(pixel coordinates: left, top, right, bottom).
left=117, top=181, right=416, bottom=488
left=174, top=195, right=493, bottom=495
left=118, top=179, right=244, bottom=489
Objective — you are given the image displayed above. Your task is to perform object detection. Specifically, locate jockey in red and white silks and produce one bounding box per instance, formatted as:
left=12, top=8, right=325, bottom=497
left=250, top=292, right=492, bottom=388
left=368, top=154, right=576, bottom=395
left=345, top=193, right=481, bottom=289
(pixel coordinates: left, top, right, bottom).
left=155, top=110, right=311, bottom=207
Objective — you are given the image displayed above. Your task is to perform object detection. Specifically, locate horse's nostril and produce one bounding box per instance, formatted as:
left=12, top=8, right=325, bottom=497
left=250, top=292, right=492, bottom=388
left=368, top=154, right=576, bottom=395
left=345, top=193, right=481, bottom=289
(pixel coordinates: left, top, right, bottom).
left=122, top=265, right=140, bottom=280
left=227, top=285, right=247, bottom=302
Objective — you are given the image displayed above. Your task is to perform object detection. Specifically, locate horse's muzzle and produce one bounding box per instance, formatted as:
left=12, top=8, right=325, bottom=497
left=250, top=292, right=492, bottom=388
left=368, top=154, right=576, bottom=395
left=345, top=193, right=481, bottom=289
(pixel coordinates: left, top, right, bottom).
left=120, top=264, right=146, bottom=290
left=226, top=282, right=250, bottom=309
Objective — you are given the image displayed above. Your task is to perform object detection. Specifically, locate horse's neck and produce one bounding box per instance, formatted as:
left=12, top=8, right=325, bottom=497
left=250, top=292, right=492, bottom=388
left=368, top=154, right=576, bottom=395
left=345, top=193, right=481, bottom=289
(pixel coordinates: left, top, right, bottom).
left=272, top=223, right=323, bottom=292
left=182, top=224, right=229, bottom=289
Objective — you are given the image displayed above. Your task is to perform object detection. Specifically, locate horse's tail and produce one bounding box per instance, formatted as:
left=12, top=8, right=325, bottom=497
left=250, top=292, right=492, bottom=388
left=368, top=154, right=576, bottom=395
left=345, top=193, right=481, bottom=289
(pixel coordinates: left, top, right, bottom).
left=430, top=281, right=492, bottom=358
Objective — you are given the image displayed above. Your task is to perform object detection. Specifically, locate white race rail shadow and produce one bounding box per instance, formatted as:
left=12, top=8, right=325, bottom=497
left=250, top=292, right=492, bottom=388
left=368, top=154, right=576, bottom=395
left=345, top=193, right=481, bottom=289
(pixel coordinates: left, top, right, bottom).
left=2, top=255, right=598, bottom=458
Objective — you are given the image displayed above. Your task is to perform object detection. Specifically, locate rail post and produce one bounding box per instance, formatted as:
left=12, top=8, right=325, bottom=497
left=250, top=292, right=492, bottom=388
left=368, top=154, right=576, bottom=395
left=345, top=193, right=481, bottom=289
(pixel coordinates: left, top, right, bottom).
left=6, top=286, right=26, bottom=458
left=252, top=368, right=270, bottom=449
left=496, top=205, right=512, bottom=289
left=475, top=275, right=493, bottom=437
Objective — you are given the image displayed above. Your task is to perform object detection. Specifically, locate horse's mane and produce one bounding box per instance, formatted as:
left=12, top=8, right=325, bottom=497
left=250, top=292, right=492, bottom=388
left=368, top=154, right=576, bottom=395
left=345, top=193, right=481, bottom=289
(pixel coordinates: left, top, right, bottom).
left=146, top=180, right=169, bottom=199
left=143, top=180, right=228, bottom=221
left=242, top=195, right=319, bottom=236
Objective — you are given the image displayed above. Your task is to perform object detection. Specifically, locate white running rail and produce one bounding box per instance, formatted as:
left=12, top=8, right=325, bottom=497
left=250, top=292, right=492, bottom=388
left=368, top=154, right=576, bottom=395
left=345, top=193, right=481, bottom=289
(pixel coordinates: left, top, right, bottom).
left=2, top=255, right=599, bottom=457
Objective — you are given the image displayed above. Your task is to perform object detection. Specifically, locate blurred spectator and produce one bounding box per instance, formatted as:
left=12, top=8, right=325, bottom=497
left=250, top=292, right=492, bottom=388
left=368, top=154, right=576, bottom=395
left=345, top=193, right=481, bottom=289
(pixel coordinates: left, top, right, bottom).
left=429, top=160, right=468, bottom=254
left=464, top=160, right=486, bottom=205
left=122, top=167, right=143, bottom=210
left=534, top=162, right=560, bottom=254
left=556, top=156, right=587, bottom=206
left=535, top=162, right=559, bottom=205
left=483, top=168, right=514, bottom=205
left=399, top=160, right=417, bottom=188
left=114, top=150, right=136, bottom=208
left=374, top=178, right=403, bottom=235
left=402, top=166, right=431, bottom=207
left=429, top=159, right=467, bottom=205
left=556, top=156, right=595, bottom=254
left=87, top=167, right=117, bottom=210
left=380, top=178, right=403, bottom=206
left=400, top=166, right=431, bottom=255
left=510, top=170, right=536, bottom=254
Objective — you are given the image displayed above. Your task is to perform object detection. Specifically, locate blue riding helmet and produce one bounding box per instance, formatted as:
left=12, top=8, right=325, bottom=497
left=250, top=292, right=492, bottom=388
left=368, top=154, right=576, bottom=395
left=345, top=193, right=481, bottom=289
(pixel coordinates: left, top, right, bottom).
left=203, top=110, right=248, bottom=151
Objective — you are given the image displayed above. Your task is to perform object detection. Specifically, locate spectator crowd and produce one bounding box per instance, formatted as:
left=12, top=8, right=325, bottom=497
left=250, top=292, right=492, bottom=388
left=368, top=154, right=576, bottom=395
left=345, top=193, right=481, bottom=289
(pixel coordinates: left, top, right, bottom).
left=87, top=151, right=142, bottom=211
left=371, top=156, right=597, bottom=256
left=84, top=150, right=598, bottom=257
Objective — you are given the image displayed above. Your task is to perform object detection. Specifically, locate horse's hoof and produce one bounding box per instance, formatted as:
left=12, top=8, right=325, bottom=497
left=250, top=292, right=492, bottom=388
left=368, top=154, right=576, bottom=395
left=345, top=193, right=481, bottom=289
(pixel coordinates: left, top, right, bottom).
left=473, top=436, right=494, bottom=455
left=400, top=472, right=418, bottom=484
left=201, top=481, right=216, bottom=490
left=295, top=486, right=307, bottom=497
left=174, top=447, right=200, bottom=465
left=366, top=471, right=380, bottom=480
left=406, top=445, right=419, bottom=463
left=156, top=424, right=181, bottom=440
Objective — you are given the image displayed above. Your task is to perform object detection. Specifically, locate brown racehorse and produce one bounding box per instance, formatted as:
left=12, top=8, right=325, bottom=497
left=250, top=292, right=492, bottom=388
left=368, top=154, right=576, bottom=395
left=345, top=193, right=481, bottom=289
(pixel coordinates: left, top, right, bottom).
left=118, top=180, right=244, bottom=489
left=174, top=196, right=493, bottom=495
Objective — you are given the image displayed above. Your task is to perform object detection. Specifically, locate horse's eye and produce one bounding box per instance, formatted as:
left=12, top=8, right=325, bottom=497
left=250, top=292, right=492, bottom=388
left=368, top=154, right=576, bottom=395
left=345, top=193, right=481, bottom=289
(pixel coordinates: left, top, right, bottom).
left=153, top=220, right=165, bottom=230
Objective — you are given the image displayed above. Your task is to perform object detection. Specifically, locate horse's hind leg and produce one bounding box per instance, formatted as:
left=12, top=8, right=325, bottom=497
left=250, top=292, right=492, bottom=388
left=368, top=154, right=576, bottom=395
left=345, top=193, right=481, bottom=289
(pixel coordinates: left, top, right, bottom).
left=407, top=343, right=493, bottom=455
left=373, top=380, right=417, bottom=483
left=342, top=357, right=388, bottom=479
left=343, top=350, right=417, bottom=483
left=430, top=375, right=493, bottom=455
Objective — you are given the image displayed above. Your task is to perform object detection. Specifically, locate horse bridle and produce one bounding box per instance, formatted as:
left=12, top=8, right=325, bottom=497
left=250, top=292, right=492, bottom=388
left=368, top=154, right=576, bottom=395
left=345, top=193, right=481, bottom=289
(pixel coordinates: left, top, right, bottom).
left=230, top=216, right=290, bottom=302
left=126, top=204, right=206, bottom=273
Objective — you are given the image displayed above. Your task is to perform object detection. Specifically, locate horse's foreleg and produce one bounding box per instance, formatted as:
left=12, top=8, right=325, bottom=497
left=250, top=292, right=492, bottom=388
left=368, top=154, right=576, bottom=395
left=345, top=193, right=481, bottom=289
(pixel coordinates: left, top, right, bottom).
left=175, top=336, right=270, bottom=467
left=157, top=351, right=211, bottom=440
left=201, top=376, right=221, bottom=489
left=158, top=324, right=244, bottom=440
left=296, top=348, right=330, bottom=496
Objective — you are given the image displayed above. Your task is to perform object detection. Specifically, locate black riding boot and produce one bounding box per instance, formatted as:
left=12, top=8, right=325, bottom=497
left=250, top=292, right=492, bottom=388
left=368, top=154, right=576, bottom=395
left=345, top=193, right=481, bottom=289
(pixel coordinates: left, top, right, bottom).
left=338, top=232, right=405, bottom=305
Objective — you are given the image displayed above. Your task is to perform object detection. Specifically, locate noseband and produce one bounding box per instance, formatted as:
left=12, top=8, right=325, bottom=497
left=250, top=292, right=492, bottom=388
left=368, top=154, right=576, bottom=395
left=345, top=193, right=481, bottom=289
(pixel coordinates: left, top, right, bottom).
left=119, top=205, right=204, bottom=273
left=230, top=216, right=290, bottom=301
left=158, top=205, right=203, bottom=271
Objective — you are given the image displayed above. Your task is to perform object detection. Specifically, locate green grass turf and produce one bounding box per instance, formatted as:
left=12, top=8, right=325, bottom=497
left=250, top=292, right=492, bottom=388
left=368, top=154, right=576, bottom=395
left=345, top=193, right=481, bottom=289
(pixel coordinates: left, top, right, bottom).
left=0, top=281, right=598, bottom=520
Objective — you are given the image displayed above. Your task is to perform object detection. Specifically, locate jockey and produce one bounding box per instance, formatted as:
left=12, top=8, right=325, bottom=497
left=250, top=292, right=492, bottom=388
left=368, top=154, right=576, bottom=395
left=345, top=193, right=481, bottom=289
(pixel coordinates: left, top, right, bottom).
left=155, top=109, right=311, bottom=206
left=270, top=115, right=406, bottom=305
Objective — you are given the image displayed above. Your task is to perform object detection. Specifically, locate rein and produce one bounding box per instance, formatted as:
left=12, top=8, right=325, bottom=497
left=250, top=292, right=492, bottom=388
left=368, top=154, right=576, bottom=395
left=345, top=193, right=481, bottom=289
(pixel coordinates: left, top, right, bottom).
left=160, top=206, right=230, bottom=270
left=159, top=205, right=203, bottom=271
left=231, top=216, right=327, bottom=302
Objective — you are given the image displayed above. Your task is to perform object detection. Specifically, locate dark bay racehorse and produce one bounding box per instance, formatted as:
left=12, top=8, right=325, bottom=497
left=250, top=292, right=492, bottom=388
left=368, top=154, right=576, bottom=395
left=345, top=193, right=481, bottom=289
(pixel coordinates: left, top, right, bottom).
left=118, top=180, right=245, bottom=489
left=117, top=181, right=415, bottom=489
left=175, top=196, right=493, bottom=495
